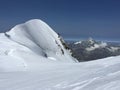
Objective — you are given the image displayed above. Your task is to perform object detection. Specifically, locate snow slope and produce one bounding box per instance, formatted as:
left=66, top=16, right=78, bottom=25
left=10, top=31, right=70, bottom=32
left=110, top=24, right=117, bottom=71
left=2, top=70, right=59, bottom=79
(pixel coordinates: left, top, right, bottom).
left=6, top=19, right=75, bottom=62
left=0, top=56, right=120, bottom=90
left=0, top=19, right=120, bottom=90
left=0, top=19, right=76, bottom=71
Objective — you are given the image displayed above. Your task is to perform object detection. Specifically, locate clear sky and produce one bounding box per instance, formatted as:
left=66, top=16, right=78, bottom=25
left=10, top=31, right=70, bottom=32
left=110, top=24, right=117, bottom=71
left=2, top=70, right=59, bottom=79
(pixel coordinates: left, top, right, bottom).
left=0, top=0, right=120, bottom=41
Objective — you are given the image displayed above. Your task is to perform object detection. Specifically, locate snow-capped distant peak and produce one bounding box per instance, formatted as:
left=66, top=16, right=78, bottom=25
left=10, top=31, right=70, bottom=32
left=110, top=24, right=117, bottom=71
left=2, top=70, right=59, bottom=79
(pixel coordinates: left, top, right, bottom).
left=87, top=37, right=94, bottom=44
left=73, top=38, right=108, bottom=51
left=74, top=41, right=81, bottom=44
left=86, top=42, right=107, bottom=51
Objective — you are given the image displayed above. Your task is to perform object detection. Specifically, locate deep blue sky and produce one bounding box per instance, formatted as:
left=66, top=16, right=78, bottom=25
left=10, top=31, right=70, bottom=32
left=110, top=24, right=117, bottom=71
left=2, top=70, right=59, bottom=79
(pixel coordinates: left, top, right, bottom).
left=0, top=0, right=120, bottom=41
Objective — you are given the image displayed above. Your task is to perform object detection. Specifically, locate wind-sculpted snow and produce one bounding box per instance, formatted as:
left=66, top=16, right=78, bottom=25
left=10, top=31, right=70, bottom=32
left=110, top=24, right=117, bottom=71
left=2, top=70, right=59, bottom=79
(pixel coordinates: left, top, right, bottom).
left=6, top=19, right=75, bottom=62
left=0, top=19, right=76, bottom=71
left=0, top=56, right=120, bottom=90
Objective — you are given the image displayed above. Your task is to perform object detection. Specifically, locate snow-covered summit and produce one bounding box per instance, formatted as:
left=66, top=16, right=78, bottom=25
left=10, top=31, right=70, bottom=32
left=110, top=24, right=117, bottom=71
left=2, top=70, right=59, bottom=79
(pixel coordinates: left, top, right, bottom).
left=0, top=19, right=76, bottom=71
left=74, top=38, right=107, bottom=50
left=7, top=19, right=75, bottom=61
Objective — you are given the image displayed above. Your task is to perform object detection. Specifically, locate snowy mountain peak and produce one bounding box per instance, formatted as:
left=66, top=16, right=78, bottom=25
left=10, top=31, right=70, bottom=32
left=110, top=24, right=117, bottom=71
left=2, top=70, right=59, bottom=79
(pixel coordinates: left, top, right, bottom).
left=6, top=19, right=76, bottom=62
left=87, top=37, right=94, bottom=43
left=74, top=41, right=81, bottom=44
left=0, top=19, right=77, bottom=71
left=1, top=19, right=120, bottom=90
left=75, top=37, right=95, bottom=45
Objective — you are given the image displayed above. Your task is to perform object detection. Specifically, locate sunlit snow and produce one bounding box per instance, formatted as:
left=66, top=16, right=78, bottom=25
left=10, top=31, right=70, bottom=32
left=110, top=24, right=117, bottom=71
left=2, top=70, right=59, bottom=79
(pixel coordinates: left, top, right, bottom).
left=0, top=19, right=120, bottom=90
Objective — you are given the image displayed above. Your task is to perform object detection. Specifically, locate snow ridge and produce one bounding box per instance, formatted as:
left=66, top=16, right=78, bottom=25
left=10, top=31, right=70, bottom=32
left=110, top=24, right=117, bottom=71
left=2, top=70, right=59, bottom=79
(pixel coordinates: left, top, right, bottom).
left=7, top=19, right=75, bottom=62
left=0, top=19, right=76, bottom=71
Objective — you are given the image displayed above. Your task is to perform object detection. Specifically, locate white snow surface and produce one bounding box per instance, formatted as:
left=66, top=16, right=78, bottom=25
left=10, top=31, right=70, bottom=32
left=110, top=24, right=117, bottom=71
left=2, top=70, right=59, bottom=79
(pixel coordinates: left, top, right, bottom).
left=0, top=56, right=120, bottom=90
left=0, top=19, right=76, bottom=71
left=108, top=47, right=120, bottom=52
left=74, top=41, right=82, bottom=44
left=0, top=19, right=120, bottom=90
left=86, top=42, right=107, bottom=51
left=6, top=19, right=75, bottom=62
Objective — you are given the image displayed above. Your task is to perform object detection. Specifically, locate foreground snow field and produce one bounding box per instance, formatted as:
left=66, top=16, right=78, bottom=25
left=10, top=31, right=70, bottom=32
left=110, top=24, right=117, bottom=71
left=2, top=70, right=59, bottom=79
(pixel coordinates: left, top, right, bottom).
left=0, top=19, right=120, bottom=90
left=0, top=56, right=120, bottom=90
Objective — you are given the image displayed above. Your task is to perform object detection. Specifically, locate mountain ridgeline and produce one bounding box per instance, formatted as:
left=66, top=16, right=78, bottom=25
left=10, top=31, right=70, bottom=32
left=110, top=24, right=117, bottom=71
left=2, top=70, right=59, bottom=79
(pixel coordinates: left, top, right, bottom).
left=67, top=38, right=120, bottom=62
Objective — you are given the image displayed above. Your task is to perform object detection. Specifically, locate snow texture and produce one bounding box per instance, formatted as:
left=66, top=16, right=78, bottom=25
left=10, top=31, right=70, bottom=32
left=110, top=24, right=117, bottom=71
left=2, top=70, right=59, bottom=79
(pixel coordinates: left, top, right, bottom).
left=86, top=42, right=107, bottom=51
left=0, top=19, right=76, bottom=71
left=0, top=56, right=120, bottom=90
left=0, top=19, right=120, bottom=90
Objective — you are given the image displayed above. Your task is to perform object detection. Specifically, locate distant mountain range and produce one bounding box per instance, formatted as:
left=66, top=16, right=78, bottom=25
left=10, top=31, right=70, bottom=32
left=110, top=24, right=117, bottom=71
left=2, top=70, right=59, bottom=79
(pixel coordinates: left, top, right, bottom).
left=67, top=38, right=120, bottom=62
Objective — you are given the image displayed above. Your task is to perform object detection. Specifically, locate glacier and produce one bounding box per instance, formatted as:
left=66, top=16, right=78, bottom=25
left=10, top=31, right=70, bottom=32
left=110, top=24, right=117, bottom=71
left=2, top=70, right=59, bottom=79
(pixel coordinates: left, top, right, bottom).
left=0, top=19, right=120, bottom=90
